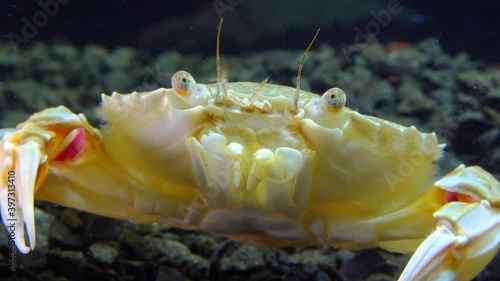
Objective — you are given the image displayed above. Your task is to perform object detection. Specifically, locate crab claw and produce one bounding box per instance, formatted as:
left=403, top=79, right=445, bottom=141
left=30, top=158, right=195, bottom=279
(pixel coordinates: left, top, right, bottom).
left=398, top=166, right=500, bottom=281
left=0, top=129, right=48, bottom=253
left=0, top=106, right=90, bottom=254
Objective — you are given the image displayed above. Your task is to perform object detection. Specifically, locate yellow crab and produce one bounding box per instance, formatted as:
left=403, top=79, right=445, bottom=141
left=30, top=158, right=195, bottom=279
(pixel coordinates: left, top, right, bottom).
left=1, top=21, right=499, bottom=280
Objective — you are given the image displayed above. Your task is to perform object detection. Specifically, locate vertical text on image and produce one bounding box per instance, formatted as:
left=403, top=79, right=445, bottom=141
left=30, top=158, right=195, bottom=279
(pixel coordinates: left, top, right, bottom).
left=5, top=170, right=18, bottom=271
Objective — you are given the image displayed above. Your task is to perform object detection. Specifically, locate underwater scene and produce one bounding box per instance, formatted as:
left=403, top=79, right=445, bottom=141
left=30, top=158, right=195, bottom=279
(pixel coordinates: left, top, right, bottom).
left=0, top=0, right=499, bottom=280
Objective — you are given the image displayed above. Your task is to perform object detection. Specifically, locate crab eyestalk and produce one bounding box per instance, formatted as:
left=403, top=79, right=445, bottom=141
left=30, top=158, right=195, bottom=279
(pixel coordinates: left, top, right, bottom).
left=171, top=71, right=209, bottom=106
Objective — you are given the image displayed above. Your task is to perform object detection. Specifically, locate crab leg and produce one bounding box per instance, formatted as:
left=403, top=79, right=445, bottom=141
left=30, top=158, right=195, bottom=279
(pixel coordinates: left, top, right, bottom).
left=398, top=166, right=500, bottom=281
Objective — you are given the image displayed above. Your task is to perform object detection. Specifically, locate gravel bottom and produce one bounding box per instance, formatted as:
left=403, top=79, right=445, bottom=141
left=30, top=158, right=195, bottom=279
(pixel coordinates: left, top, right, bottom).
left=0, top=37, right=499, bottom=280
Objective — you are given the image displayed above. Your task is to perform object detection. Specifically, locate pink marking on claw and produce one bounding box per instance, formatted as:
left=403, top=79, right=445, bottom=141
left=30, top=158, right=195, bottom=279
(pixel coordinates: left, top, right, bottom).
left=54, top=128, right=85, bottom=162
left=445, top=191, right=458, bottom=203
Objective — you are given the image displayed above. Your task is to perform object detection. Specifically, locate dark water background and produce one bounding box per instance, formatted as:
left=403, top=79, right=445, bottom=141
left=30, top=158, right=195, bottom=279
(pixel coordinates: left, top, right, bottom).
left=1, top=0, right=499, bottom=60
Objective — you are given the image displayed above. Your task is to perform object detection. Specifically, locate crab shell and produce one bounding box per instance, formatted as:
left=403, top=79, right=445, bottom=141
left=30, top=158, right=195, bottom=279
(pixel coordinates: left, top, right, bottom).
left=30, top=70, right=447, bottom=251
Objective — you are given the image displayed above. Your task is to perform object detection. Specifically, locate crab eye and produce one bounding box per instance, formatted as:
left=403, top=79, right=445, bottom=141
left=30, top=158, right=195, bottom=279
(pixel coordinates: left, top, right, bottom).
left=320, top=87, right=346, bottom=112
left=171, top=71, right=209, bottom=106
left=172, top=71, right=196, bottom=96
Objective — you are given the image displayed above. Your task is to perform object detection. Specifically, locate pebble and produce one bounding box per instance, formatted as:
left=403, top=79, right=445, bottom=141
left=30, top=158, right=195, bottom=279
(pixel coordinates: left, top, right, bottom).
left=155, top=264, right=190, bottom=281
left=33, top=208, right=56, bottom=251
left=340, top=249, right=392, bottom=281
left=0, top=44, right=19, bottom=69
left=48, top=220, right=83, bottom=248
left=105, top=47, right=137, bottom=70
left=88, top=242, right=119, bottom=264
left=5, top=80, right=57, bottom=111
left=457, top=70, right=493, bottom=90
left=46, top=250, right=107, bottom=280
left=0, top=110, right=30, bottom=127
left=363, top=80, right=395, bottom=112
left=103, top=70, right=138, bottom=92
left=396, top=79, right=435, bottom=114
left=156, top=239, right=210, bottom=280
left=183, top=233, right=220, bottom=258
left=219, top=245, right=267, bottom=272
left=154, top=51, right=183, bottom=74
left=488, top=87, right=500, bottom=102
left=81, top=45, right=108, bottom=77
left=84, top=216, right=135, bottom=244
left=488, top=147, right=500, bottom=173
left=50, top=43, right=79, bottom=60
left=115, top=260, right=156, bottom=281
left=119, top=229, right=162, bottom=260
left=361, top=42, right=386, bottom=65
left=422, top=69, right=456, bottom=89
left=415, top=38, right=441, bottom=67
left=429, top=88, right=454, bottom=105
left=59, top=209, right=85, bottom=230
left=384, top=48, right=421, bottom=73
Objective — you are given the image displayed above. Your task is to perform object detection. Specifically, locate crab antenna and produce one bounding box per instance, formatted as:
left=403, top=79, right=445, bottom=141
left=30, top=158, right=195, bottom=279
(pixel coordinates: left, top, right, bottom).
left=216, top=18, right=224, bottom=104
left=293, top=28, right=320, bottom=113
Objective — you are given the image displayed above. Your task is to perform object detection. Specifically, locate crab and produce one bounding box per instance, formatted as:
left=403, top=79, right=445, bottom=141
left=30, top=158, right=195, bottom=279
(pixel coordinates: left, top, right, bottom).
left=1, top=21, right=500, bottom=281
